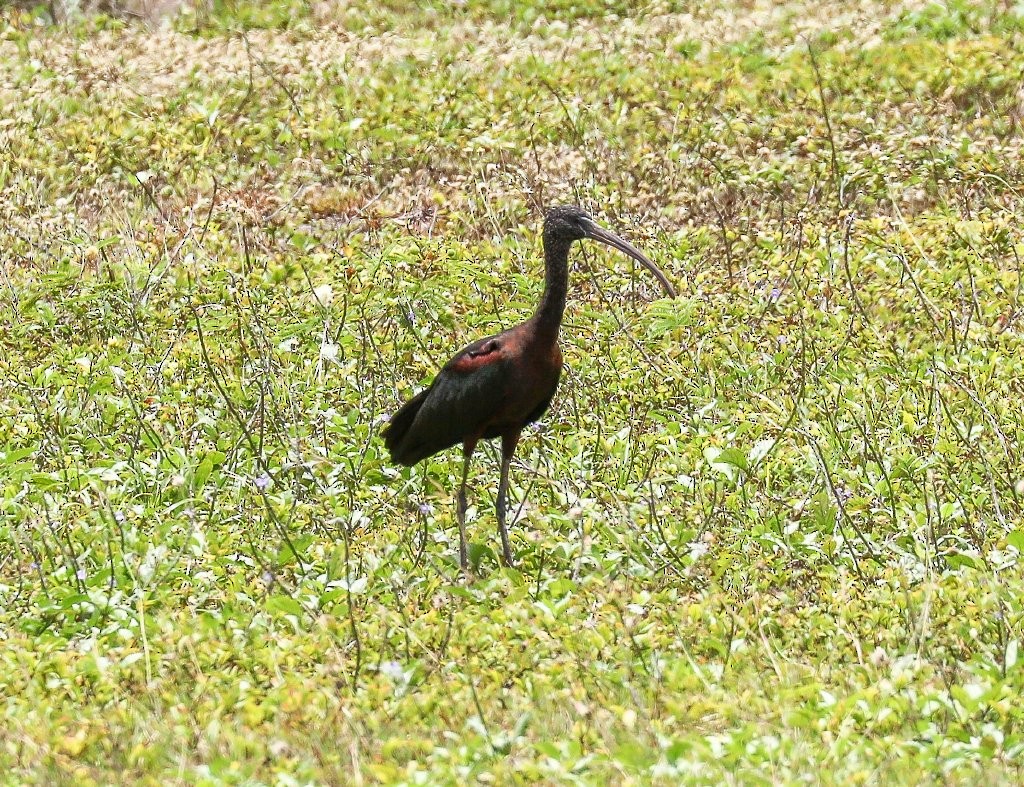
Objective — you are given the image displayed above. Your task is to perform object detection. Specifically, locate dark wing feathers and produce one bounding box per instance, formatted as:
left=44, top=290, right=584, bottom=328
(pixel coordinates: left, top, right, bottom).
left=383, top=336, right=509, bottom=466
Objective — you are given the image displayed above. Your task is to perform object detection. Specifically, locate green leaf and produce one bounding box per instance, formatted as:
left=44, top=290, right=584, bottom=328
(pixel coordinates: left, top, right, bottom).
left=716, top=447, right=749, bottom=471
left=192, top=450, right=226, bottom=490
left=945, top=553, right=976, bottom=570
left=277, top=534, right=314, bottom=566
left=705, top=446, right=747, bottom=481
left=289, top=231, right=317, bottom=251
left=266, top=595, right=304, bottom=619
left=809, top=492, right=838, bottom=532
left=1, top=445, right=38, bottom=464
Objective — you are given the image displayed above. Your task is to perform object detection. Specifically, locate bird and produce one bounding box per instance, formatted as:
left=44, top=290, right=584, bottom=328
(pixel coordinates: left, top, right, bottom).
left=383, top=205, right=676, bottom=572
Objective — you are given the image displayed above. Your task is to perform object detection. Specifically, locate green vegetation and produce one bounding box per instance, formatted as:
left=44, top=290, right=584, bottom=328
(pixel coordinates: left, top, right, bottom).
left=2, top=0, right=1024, bottom=782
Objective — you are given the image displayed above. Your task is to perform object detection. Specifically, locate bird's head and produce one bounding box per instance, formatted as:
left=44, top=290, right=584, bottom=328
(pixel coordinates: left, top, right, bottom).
left=543, top=205, right=596, bottom=242
left=542, top=205, right=677, bottom=298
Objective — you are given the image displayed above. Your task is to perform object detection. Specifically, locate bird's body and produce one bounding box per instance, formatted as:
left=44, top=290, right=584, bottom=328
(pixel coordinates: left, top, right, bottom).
left=385, top=319, right=562, bottom=466
left=383, top=206, right=675, bottom=572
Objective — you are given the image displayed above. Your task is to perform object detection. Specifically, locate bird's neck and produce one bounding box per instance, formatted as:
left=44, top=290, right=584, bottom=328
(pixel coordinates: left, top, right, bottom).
left=532, top=236, right=571, bottom=344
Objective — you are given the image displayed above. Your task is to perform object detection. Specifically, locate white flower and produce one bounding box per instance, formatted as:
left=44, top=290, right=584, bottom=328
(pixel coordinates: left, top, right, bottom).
left=379, top=661, right=405, bottom=681
left=312, top=283, right=334, bottom=307
left=320, top=342, right=339, bottom=361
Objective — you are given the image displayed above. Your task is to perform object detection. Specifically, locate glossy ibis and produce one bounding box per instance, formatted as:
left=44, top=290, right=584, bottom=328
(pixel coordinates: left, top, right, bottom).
left=383, top=205, right=676, bottom=572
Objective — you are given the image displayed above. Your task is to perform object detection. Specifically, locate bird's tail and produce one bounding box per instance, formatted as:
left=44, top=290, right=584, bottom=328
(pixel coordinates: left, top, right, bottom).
left=381, top=388, right=430, bottom=466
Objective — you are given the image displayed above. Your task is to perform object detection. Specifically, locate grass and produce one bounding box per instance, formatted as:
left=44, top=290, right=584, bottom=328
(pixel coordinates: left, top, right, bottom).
left=1, top=0, right=1024, bottom=782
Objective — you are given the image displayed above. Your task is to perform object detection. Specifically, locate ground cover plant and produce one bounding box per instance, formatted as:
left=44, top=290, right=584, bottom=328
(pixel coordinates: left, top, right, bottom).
left=2, top=0, right=1024, bottom=782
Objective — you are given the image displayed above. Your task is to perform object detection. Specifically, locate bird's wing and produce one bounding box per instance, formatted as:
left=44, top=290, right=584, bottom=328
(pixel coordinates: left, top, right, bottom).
left=383, top=334, right=510, bottom=465
left=445, top=336, right=500, bottom=372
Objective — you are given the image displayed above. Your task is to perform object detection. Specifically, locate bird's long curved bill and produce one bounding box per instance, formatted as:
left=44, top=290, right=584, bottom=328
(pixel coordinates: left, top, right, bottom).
left=583, top=221, right=678, bottom=298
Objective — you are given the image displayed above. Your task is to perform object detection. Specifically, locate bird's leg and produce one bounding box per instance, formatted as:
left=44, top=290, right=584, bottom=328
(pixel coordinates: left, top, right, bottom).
left=457, top=444, right=474, bottom=574
left=496, top=432, right=521, bottom=567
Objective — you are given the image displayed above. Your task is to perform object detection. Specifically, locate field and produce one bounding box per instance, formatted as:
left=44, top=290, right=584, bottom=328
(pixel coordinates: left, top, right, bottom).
left=2, top=0, right=1024, bottom=782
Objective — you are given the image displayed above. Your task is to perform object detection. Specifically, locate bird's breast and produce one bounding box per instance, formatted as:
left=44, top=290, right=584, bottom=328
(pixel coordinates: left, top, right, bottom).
left=497, top=338, right=561, bottom=421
